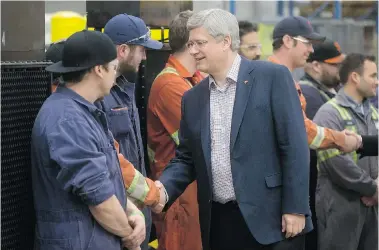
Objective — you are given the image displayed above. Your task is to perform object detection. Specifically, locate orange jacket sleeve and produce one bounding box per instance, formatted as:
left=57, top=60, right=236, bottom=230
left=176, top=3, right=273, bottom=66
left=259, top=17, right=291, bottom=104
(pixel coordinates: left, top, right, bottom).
left=296, top=83, right=346, bottom=150
left=114, top=140, right=160, bottom=208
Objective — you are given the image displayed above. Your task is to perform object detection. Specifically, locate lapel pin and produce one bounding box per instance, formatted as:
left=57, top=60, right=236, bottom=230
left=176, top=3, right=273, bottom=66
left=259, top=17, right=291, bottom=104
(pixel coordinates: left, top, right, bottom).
left=244, top=80, right=248, bottom=84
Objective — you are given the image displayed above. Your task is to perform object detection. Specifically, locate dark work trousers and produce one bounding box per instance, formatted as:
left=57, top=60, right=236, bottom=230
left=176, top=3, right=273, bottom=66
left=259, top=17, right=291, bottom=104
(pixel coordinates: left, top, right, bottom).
left=210, top=201, right=305, bottom=250
left=305, top=150, right=318, bottom=250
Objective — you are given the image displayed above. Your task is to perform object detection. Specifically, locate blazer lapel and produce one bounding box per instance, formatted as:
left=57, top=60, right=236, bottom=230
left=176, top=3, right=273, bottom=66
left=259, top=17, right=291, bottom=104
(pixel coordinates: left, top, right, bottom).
left=230, top=58, right=256, bottom=150
left=199, top=79, right=212, bottom=173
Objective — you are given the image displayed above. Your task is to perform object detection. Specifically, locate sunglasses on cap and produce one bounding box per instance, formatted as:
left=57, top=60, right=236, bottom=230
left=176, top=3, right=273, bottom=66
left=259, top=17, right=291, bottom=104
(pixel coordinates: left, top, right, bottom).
left=123, top=27, right=151, bottom=44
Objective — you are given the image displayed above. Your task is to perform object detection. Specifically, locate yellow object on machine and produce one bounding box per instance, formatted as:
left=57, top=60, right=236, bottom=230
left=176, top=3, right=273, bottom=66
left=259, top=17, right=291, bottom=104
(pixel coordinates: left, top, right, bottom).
left=50, top=10, right=169, bottom=44
left=87, top=26, right=169, bottom=43
left=50, top=11, right=86, bottom=43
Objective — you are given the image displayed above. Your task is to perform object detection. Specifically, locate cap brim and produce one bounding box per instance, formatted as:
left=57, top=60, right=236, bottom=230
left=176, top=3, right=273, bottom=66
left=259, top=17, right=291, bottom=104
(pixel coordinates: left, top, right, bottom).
left=140, top=39, right=163, bottom=50
left=324, top=53, right=346, bottom=64
left=304, top=32, right=326, bottom=42
left=45, top=61, right=90, bottom=73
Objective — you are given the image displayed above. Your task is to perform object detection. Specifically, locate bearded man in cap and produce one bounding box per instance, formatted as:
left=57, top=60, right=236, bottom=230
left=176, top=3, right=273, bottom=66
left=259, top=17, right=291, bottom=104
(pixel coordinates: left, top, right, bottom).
left=300, top=39, right=345, bottom=119
left=32, top=30, right=145, bottom=250
left=101, top=14, right=163, bottom=250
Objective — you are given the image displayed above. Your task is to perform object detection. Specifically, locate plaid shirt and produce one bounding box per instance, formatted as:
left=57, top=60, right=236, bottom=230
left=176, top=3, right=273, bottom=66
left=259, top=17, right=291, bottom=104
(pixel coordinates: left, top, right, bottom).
left=209, top=54, right=241, bottom=203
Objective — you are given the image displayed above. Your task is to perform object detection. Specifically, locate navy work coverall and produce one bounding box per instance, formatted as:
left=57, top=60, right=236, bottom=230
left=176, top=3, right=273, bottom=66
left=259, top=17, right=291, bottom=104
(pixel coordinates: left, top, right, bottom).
left=299, top=73, right=338, bottom=250
left=97, top=75, right=152, bottom=250
left=31, top=86, right=127, bottom=250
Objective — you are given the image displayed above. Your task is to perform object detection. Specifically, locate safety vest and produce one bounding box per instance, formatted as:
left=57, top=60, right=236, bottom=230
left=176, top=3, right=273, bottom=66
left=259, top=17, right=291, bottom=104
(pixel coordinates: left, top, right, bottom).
left=317, top=98, right=378, bottom=165
left=299, top=79, right=332, bottom=102
left=154, top=66, right=193, bottom=90
left=154, top=66, right=194, bottom=146
left=147, top=66, right=194, bottom=165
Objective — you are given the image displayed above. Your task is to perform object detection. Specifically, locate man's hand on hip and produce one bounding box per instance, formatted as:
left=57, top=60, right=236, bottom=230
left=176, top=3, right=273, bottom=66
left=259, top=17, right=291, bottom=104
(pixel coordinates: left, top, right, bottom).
left=361, top=182, right=378, bottom=207
left=282, top=214, right=305, bottom=239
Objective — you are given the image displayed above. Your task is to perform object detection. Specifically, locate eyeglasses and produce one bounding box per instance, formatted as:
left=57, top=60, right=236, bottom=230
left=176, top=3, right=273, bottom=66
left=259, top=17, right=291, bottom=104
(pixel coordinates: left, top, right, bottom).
left=186, top=40, right=209, bottom=50
left=240, top=43, right=262, bottom=51
left=120, top=28, right=151, bottom=44
left=292, top=36, right=312, bottom=46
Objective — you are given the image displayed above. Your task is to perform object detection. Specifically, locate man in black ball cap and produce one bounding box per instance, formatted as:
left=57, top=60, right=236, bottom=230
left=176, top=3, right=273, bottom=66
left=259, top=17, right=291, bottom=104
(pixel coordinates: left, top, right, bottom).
left=45, top=39, right=65, bottom=92
left=300, top=38, right=346, bottom=119
left=32, top=30, right=145, bottom=250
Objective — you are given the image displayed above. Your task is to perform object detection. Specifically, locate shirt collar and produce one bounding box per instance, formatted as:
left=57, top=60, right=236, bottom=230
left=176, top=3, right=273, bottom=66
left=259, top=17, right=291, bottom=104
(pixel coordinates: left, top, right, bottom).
left=167, top=55, right=204, bottom=85
left=209, top=54, right=241, bottom=89
left=55, top=85, right=99, bottom=113
left=267, top=55, right=282, bottom=65
left=116, top=75, right=135, bottom=94
left=167, top=55, right=192, bottom=78
left=302, top=73, right=337, bottom=96
left=337, top=88, right=371, bottom=115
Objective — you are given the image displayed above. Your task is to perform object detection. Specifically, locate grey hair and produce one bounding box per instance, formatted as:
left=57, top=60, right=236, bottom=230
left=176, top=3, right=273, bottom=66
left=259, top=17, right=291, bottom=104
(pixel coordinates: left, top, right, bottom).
left=187, top=9, right=240, bottom=51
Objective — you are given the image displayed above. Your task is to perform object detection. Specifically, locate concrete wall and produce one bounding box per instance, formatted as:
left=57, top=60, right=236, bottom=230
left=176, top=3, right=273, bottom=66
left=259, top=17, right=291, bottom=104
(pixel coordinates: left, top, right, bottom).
left=2, top=1, right=45, bottom=61
left=45, top=1, right=86, bottom=15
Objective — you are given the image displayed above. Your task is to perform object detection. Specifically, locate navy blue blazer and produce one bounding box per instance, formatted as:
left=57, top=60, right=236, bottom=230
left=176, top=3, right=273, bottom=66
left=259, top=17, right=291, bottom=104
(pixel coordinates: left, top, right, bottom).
left=160, top=57, right=313, bottom=249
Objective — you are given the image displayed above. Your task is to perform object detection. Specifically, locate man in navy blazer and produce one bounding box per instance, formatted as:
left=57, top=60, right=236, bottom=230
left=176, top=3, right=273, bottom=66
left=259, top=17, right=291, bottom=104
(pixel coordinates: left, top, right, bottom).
left=153, top=9, right=312, bottom=250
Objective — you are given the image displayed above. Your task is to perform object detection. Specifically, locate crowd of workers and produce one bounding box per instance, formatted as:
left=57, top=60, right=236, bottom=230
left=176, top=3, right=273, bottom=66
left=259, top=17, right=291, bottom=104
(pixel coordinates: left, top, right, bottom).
left=33, top=7, right=378, bottom=250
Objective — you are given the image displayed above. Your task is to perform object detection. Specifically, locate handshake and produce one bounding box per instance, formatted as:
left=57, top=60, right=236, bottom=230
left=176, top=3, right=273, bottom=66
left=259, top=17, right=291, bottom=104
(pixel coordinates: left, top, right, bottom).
left=340, top=129, right=362, bottom=153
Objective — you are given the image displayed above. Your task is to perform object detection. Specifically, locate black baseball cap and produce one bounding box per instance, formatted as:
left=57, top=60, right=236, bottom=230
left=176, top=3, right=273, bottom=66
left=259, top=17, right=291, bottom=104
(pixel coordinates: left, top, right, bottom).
left=307, top=38, right=345, bottom=63
left=104, top=14, right=163, bottom=50
left=273, top=16, right=325, bottom=42
left=45, top=30, right=117, bottom=73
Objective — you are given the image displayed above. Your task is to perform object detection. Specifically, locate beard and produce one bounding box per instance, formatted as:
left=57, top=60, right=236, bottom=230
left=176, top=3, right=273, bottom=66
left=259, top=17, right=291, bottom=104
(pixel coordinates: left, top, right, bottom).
left=118, top=59, right=139, bottom=83
left=321, top=73, right=340, bottom=89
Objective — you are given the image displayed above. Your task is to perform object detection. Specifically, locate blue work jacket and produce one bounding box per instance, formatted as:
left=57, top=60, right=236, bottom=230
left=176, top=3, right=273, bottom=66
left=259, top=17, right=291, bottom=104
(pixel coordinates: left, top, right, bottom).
left=31, top=86, right=126, bottom=250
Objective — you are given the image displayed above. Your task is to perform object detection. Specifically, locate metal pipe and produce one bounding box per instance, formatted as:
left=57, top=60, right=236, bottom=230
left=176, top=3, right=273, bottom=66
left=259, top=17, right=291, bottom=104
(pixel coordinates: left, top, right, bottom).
left=334, top=0, right=342, bottom=19
left=230, top=0, right=236, bottom=15
left=277, top=0, right=284, bottom=16
left=289, top=0, right=294, bottom=16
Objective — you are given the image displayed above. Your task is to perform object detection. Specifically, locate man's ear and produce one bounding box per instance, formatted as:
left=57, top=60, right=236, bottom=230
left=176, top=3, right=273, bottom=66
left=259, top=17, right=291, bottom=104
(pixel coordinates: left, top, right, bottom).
left=350, top=71, right=360, bottom=85
left=312, top=61, right=322, bottom=74
left=282, top=35, right=293, bottom=49
left=93, top=65, right=105, bottom=78
left=117, top=44, right=130, bottom=58
left=222, top=35, right=232, bottom=51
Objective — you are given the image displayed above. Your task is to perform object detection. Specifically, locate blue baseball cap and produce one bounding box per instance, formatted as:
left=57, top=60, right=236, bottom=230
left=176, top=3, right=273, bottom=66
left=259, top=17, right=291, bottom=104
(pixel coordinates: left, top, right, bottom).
left=273, top=16, right=325, bottom=42
left=104, top=14, right=163, bottom=50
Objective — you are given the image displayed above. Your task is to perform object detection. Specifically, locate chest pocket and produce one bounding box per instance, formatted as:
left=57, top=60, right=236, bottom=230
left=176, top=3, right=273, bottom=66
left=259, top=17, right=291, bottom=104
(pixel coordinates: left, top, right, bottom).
left=107, top=107, right=132, bottom=138
left=100, top=145, right=119, bottom=177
